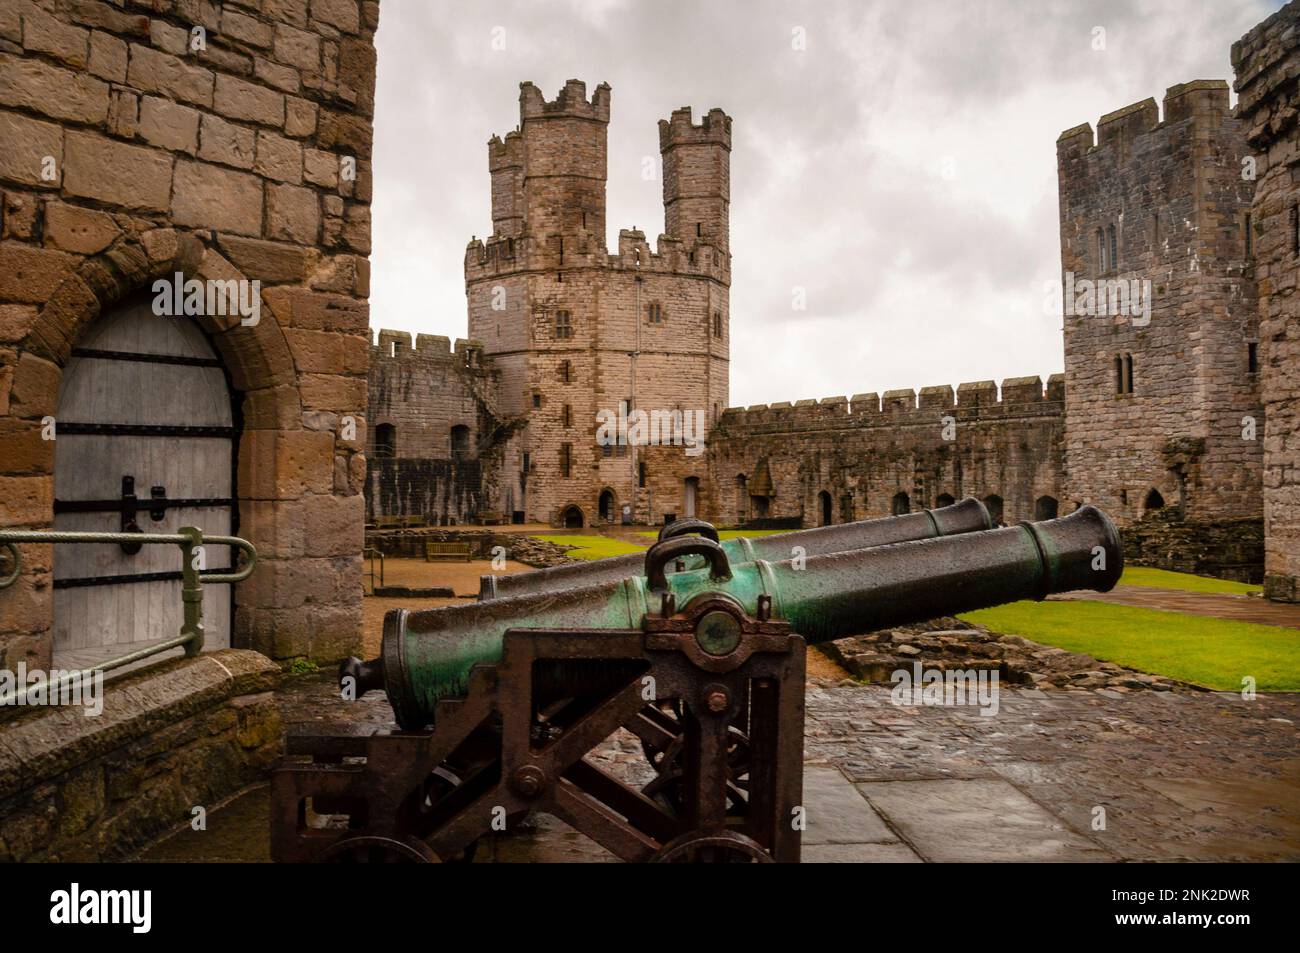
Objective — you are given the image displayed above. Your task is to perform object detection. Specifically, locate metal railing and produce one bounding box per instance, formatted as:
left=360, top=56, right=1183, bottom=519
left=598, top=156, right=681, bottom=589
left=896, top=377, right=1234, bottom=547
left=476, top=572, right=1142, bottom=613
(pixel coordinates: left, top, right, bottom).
left=0, top=527, right=256, bottom=707
left=363, top=545, right=385, bottom=593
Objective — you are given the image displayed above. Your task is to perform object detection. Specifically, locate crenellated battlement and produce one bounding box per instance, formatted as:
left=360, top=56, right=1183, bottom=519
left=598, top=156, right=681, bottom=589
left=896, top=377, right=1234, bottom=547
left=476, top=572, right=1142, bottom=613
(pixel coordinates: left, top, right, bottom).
left=487, top=130, right=523, bottom=169
left=519, top=79, right=611, bottom=123
left=371, top=329, right=487, bottom=368
left=658, top=106, right=732, bottom=151
left=716, top=374, right=1065, bottom=433
left=1057, top=80, right=1232, bottom=157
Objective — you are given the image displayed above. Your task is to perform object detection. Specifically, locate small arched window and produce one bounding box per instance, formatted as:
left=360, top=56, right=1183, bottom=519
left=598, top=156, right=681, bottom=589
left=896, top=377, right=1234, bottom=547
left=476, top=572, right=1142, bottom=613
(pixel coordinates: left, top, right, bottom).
left=983, top=494, right=1005, bottom=526
left=1143, top=488, right=1165, bottom=513
left=891, top=492, right=910, bottom=516
left=1108, top=223, right=1118, bottom=271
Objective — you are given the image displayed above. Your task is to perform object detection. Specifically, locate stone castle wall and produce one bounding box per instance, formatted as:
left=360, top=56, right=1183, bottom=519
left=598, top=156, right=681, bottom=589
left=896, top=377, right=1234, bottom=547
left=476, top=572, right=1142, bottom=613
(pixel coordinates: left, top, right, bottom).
left=1057, top=81, right=1261, bottom=529
left=365, top=328, right=518, bottom=524
left=1234, top=0, right=1300, bottom=601
left=0, top=0, right=379, bottom=667
left=706, top=376, right=1064, bottom=527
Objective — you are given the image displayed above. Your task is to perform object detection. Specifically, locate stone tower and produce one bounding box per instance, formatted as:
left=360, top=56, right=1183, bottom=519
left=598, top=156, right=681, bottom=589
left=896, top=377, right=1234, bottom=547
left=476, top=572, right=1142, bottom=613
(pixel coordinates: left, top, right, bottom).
left=1233, top=1, right=1300, bottom=601
left=1056, top=81, right=1262, bottom=578
left=466, top=81, right=730, bottom=526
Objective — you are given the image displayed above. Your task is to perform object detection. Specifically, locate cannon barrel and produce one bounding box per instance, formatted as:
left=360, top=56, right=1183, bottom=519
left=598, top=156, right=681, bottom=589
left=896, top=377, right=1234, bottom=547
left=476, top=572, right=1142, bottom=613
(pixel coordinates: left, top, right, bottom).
left=478, top=497, right=992, bottom=600
left=355, top=506, right=1122, bottom=729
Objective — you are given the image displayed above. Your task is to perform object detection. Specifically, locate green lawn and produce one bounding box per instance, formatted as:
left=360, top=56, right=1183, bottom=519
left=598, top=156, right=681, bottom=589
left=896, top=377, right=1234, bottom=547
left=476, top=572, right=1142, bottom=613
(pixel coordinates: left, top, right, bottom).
left=1119, top=566, right=1262, bottom=595
left=633, top=529, right=791, bottom=540
left=959, top=600, right=1300, bottom=692
left=532, top=535, right=647, bottom=560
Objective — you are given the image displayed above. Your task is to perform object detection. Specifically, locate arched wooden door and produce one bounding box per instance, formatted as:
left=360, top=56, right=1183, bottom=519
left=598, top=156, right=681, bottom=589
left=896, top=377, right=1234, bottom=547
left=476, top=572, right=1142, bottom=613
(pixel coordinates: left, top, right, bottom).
left=53, top=296, right=237, bottom=669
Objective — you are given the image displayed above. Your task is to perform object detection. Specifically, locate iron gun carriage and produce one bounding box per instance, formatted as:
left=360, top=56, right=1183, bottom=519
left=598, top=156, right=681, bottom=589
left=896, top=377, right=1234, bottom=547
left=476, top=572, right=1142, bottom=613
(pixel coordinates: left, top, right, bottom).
left=272, top=505, right=1122, bottom=863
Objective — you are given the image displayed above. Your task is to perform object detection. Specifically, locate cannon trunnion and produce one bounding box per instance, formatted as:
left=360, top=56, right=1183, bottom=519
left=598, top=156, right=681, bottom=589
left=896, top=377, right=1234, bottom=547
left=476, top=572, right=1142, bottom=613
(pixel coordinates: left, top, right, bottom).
left=271, top=506, right=1122, bottom=863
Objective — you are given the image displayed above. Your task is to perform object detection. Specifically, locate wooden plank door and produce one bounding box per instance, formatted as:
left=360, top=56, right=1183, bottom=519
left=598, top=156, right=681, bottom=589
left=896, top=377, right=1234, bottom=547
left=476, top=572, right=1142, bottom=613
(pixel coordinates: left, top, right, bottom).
left=52, top=296, right=236, bottom=670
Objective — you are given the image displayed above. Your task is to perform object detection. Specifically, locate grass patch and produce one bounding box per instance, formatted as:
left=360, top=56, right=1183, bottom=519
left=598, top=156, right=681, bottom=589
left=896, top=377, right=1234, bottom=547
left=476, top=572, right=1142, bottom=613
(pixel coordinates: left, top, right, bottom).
left=959, top=600, right=1300, bottom=691
left=1119, top=566, right=1262, bottom=595
left=633, top=529, right=791, bottom=540
left=533, top=534, right=647, bottom=560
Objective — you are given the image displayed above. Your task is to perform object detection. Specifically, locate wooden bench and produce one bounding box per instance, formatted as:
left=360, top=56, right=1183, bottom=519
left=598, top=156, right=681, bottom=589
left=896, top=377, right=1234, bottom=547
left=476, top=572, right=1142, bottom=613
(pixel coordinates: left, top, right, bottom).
left=479, top=511, right=505, bottom=526
left=373, top=515, right=403, bottom=530
left=425, top=541, right=472, bottom=562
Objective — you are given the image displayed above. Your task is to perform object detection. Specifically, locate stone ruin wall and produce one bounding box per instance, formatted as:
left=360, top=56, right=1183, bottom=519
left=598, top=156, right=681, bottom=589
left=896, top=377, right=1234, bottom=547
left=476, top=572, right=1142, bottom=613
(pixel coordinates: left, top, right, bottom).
left=365, top=328, right=519, bottom=524
left=703, top=376, right=1065, bottom=528
left=1234, top=1, right=1300, bottom=601
left=0, top=0, right=380, bottom=666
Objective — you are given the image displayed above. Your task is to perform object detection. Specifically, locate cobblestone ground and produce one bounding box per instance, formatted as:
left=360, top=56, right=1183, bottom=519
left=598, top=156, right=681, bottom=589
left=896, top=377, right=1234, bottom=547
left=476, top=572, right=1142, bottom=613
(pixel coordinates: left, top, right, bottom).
left=139, top=669, right=1300, bottom=862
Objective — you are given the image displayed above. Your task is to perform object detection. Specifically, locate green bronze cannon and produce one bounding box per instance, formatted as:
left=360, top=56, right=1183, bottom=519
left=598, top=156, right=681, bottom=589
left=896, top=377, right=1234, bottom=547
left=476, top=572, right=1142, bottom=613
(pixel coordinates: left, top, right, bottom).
left=280, top=505, right=1122, bottom=863
left=349, top=504, right=1120, bottom=730
left=478, top=496, right=992, bottom=600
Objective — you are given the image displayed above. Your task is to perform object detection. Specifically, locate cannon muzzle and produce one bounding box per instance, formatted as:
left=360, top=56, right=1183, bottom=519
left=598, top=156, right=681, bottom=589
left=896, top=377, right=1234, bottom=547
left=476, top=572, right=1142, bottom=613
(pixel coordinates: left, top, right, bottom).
left=358, top=505, right=1122, bottom=729
left=478, top=497, right=992, bottom=599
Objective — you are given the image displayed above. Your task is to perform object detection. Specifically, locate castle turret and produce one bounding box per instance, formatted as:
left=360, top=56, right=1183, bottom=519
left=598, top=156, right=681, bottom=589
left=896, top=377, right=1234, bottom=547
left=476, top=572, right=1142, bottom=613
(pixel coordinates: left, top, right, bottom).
left=488, top=131, right=524, bottom=239
left=659, top=106, right=732, bottom=257
left=518, top=79, right=610, bottom=263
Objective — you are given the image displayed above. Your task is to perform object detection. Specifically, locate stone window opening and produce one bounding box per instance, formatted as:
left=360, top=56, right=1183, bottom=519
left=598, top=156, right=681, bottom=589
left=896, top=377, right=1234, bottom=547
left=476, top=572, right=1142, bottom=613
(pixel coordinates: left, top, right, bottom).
left=1244, top=211, right=1252, bottom=257
left=560, top=359, right=572, bottom=383
left=1108, top=224, right=1118, bottom=271
left=638, top=461, right=647, bottom=488
left=601, top=441, right=612, bottom=458
left=1143, top=488, right=1165, bottom=513
left=555, top=310, right=572, bottom=339
left=713, top=310, right=722, bottom=338
left=562, top=404, right=572, bottom=428
left=1035, top=496, right=1059, bottom=520
left=522, top=452, right=531, bottom=473
left=374, top=423, right=397, bottom=458
left=1115, top=353, right=1134, bottom=395
left=646, top=302, right=663, bottom=324
left=818, top=490, right=833, bottom=526
left=936, top=493, right=956, bottom=507
left=1096, top=227, right=1108, bottom=272
left=1120, top=489, right=1129, bottom=506
left=1153, top=213, right=1161, bottom=252
left=599, top=489, right=615, bottom=522
left=560, top=443, right=572, bottom=478
left=1291, top=204, right=1299, bottom=257
left=891, top=491, right=910, bottom=516
left=450, top=424, right=471, bottom=458
left=533, top=393, right=542, bottom=409
left=1248, top=342, right=1259, bottom=374
left=696, top=222, right=702, bottom=237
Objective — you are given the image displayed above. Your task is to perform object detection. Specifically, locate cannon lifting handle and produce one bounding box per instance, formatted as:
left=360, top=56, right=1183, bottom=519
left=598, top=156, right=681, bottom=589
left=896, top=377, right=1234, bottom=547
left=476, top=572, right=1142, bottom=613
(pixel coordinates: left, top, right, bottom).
left=645, top=536, right=732, bottom=592
left=656, top=518, right=720, bottom=544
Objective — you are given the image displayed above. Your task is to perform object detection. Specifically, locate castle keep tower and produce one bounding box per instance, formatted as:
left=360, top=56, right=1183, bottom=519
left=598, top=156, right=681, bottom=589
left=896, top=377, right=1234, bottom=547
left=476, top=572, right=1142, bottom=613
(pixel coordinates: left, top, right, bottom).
left=1234, top=2, right=1300, bottom=600
left=466, top=81, right=731, bottom=526
left=1057, top=81, right=1262, bottom=578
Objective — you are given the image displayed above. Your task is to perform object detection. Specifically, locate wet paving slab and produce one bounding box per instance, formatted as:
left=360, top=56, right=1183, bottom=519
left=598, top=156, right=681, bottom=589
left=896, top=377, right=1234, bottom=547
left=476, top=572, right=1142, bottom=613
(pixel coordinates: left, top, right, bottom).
left=135, top=673, right=1300, bottom=863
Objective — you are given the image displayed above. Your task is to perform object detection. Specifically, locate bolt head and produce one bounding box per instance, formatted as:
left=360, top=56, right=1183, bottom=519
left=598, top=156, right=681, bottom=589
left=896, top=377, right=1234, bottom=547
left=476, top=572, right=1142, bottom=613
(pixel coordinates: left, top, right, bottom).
left=706, top=690, right=729, bottom=713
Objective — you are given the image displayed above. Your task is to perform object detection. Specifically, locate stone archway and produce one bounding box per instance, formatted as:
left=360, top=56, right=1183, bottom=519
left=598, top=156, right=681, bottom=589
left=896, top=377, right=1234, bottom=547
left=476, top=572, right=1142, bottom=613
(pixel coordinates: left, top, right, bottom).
left=2, top=229, right=364, bottom=665
left=562, top=505, right=585, bottom=529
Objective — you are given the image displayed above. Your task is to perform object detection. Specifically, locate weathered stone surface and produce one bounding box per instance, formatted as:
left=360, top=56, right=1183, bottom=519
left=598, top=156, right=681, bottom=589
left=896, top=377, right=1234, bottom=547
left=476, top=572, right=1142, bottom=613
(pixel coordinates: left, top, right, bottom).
left=0, top=52, right=109, bottom=123
left=273, top=23, right=319, bottom=71
left=0, top=112, right=62, bottom=189
left=126, top=43, right=213, bottom=107
left=87, top=30, right=127, bottom=83
left=0, top=244, right=74, bottom=304
left=255, top=130, right=302, bottom=183
left=216, top=235, right=310, bottom=283
left=266, top=182, right=319, bottom=242
left=311, top=0, right=360, bottom=34
left=22, top=10, right=89, bottom=69
left=284, top=95, right=318, bottom=137
left=197, top=112, right=256, bottom=169
left=221, top=9, right=275, bottom=49
left=213, top=73, right=284, bottom=126
left=43, top=202, right=121, bottom=254
left=171, top=159, right=263, bottom=235
left=138, top=96, right=200, bottom=154
left=63, top=131, right=171, bottom=211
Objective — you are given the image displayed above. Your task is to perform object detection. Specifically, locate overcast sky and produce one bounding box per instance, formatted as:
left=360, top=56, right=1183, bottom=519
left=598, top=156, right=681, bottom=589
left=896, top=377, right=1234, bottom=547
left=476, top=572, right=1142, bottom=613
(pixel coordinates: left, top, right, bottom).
left=369, top=0, right=1280, bottom=409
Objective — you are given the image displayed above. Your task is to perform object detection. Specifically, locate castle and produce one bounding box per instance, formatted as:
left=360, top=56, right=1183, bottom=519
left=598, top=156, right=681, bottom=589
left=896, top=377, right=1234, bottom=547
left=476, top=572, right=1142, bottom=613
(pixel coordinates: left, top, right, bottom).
left=366, top=59, right=1296, bottom=596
